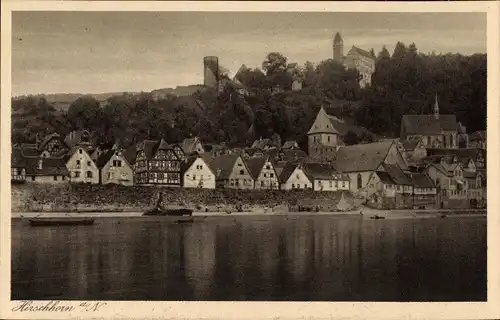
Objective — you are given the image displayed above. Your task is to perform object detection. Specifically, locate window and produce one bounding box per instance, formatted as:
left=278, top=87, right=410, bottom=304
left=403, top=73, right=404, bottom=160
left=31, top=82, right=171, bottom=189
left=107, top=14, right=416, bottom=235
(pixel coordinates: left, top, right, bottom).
left=193, top=175, right=196, bottom=180
left=75, top=171, right=81, bottom=178
left=342, top=181, right=345, bottom=188
left=62, top=176, right=66, bottom=180
left=87, top=160, right=92, bottom=166
left=79, top=149, right=82, bottom=154
left=266, top=165, right=270, bottom=170
left=53, top=176, right=58, bottom=181
left=329, top=181, right=333, bottom=188
left=86, top=171, right=93, bottom=178
left=261, top=181, right=265, bottom=187
left=31, top=176, right=35, bottom=181
left=264, top=173, right=267, bottom=178
left=335, top=181, right=338, bottom=188
left=76, top=160, right=81, bottom=165
left=113, top=160, right=122, bottom=167
left=328, top=136, right=331, bottom=142
left=292, top=184, right=295, bottom=189
left=357, top=174, right=362, bottom=189
left=270, top=173, right=274, bottom=178
left=108, top=172, right=112, bottom=179
left=240, top=169, right=245, bottom=175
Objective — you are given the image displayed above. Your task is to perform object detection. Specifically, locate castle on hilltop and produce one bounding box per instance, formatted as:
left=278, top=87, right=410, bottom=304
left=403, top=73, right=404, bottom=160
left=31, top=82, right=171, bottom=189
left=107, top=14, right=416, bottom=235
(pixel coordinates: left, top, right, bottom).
left=333, top=32, right=376, bottom=88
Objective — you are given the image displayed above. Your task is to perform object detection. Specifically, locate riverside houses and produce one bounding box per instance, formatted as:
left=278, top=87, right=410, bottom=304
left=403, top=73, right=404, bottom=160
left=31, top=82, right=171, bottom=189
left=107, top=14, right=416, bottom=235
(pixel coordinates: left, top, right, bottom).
left=65, top=147, right=100, bottom=184
left=11, top=148, right=26, bottom=182
left=302, top=162, right=350, bottom=192
left=25, top=157, right=70, bottom=183
left=181, top=154, right=216, bottom=189
left=279, top=162, right=313, bottom=190
left=409, top=172, right=438, bottom=209
left=335, top=140, right=408, bottom=195
left=134, top=139, right=181, bottom=186
left=366, top=163, right=414, bottom=209
left=245, top=157, right=279, bottom=190
left=38, top=132, right=70, bottom=158
left=207, top=154, right=254, bottom=189
left=96, top=149, right=134, bottom=186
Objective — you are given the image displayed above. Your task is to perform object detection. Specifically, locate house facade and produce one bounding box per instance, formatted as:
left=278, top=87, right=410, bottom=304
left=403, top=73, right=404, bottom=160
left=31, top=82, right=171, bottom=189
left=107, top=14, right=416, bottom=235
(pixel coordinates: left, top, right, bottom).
left=468, top=130, right=486, bottom=150
left=66, top=147, right=100, bottom=184
left=366, top=163, right=414, bottom=209
left=246, top=157, right=279, bottom=190
left=302, top=162, right=350, bottom=192
left=182, top=155, right=216, bottom=189
left=181, top=137, right=205, bottom=156
left=409, top=172, right=438, bottom=209
left=96, top=149, right=134, bottom=186
left=38, top=133, right=69, bottom=158
left=279, top=162, right=313, bottom=190
left=25, top=157, right=70, bottom=183
left=11, top=148, right=26, bottom=183
left=134, top=139, right=181, bottom=186
left=209, top=154, right=254, bottom=189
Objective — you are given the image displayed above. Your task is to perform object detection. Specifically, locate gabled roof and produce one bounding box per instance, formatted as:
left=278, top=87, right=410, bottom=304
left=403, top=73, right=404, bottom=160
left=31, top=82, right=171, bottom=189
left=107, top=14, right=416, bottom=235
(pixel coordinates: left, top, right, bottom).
left=408, top=172, right=436, bottom=188
left=349, top=46, right=374, bottom=60
left=123, top=145, right=137, bottom=165
left=278, top=162, right=300, bottom=184
left=38, top=133, right=64, bottom=151
left=64, top=129, right=92, bottom=149
left=402, top=140, right=420, bottom=151
left=426, top=148, right=485, bottom=163
left=282, top=149, right=308, bottom=160
left=181, top=137, right=201, bottom=154
left=335, top=140, right=395, bottom=172
left=244, top=157, right=267, bottom=179
left=469, top=130, right=486, bottom=141
left=25, top=157, right=69, bottom=176
left=274, top=160, right=289, bottom=177
left=401, top=114, right=458, bottom=135
left=282, top=141, right=299, bottom=149
left=251, top=138, right=279, bottom=149
left=381, top=163, right=412, bottom=185
left=181, top=154, right=216, bottom=176
left=303, top=162, right=337, bottom=180
left=307, top=106, right=339, bottom=135
left=207, top=154, right=240, bottom=180
left=95, top=149, right=116, bottom=169
left=138, top=139, right=173, bottom=160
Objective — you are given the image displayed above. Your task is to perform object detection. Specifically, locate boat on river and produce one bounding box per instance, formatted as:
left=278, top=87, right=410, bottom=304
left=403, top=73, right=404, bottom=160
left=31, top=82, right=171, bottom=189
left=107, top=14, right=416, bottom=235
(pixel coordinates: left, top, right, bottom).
left=143, top=192, right=193, bottom=217
left=29, top=217, right=96, bottom=227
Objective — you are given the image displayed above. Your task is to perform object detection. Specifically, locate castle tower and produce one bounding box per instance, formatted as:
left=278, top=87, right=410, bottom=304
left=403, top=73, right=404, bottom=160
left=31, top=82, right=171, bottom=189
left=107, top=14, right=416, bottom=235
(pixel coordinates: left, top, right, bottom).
left=203, top=56, right=219, bottom=90
left=333, top=32, right=344, bottom=63
left=433, top=94, right=439, bottom=119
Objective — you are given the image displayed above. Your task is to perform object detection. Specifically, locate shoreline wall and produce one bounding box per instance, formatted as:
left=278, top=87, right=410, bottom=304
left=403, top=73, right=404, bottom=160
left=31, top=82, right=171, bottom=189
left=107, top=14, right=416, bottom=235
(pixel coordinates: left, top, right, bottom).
left=11, top=183, right=359, bottom=213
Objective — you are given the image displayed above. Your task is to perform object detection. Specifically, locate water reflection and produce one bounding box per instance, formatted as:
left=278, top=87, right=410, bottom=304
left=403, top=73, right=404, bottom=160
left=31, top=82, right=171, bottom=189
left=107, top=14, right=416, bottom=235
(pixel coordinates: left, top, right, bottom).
left=11, top=216, right=487, bottom=301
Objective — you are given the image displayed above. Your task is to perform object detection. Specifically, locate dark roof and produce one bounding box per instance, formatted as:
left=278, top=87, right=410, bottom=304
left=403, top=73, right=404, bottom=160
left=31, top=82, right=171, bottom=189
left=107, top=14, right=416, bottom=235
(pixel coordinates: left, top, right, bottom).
left=208, top=154, right=240, bottom=180
left=278, top=162, right=299, bottom=183
left=303, top=162, right=336, bottom=180
left=11, top=148, right=27, bottom=167
left=401, top=114, right=458, bottom=135
left=402, top=140, right=420, bottom=151
left=463, top=171, right=478, bottom=179
left=138, top=139, right=173, bottom=160
left=469, top=130, right=486, bottom=141
left=39, top=133, right=64, bottom=151
left=123, top=145, right=137, bottom=165
left=381, top=163, right=412, bottom=185
left=20, top=143, right=40, bottom=157
left=350, top=46, right=374, bottom=60
left=95, top=149, right=116, bottom=169
left=334, top=32, right=343, bottom=43
left=426, top=148, right=485, bottom=163
left=251, top=138, right=279, bottom=149
left=245, top=147, right=264, bottom=157
left=409, top=172, right=436, bottom=188
left=64, top=130, right=92, bottom=148
left=282, top=149, right=307, bottom=160
left=244, top=157, right=267, bottom=179
left=181, top=137, right=201, bottom=154
left=336, top=140, right=395, bottom=172
left=282, top=141, right=299, bottom=149
left=25, top=157, right=69, bottom=176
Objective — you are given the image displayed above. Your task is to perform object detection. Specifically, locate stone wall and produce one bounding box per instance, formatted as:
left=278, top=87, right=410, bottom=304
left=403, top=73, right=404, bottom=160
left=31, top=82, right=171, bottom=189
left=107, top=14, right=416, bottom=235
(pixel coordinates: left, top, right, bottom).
left=11, top=183, right=357, bottom=213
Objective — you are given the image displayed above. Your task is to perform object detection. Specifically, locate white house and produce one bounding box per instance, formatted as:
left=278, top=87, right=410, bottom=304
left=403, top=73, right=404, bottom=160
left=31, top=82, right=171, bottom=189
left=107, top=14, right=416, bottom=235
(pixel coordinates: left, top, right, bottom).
left=245, top=157, right=279, bottom=190
left=65, top=147, right=100, bottom=184
left=302, top=162, right=350, bottom=192
left=279, top=162, right=313, bottom=190
left=95, top=149, right=135, bottom=186
left=182, top=155, right=216, bottom=189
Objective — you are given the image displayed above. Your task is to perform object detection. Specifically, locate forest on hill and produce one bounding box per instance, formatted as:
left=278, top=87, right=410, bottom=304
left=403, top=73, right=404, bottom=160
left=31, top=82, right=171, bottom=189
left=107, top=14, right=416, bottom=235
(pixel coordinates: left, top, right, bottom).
left=11, top=41, right=486, bottom=150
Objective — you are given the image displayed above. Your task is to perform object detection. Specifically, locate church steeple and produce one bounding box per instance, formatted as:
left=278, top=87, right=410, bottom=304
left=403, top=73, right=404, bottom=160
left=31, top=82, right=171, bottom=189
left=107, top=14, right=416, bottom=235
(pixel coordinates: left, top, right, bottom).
left=433, top=94, right=439, bottom=119
left=333, top=32, right=344, bottom=63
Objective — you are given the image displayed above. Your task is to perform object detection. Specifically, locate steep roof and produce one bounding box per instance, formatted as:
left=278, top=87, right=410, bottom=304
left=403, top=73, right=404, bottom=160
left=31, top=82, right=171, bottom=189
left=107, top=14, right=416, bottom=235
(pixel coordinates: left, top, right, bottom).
left=469, top=130, right=486, bottom=141
left=25, top=157, right=69, bottom=176
left=278, top=162, right=299, bottom=184
left=303, top=162, right=337, bottom=180
left=349, top=46, right=374, bottom=60
left=282, top=141, right=299, bottom=149
left=335, top=140, right=394, bottom=172
left=333, top=32, right=343, bottom=43
left=64, top=129, right=92, bottom=148
left=426, top=148, right=485, bottom=163
left=273, top=160, right=288, bottom=177
left=402, top=140, right=420, bottom=151
left=123, top=145, right=137, bottom=165
left=244, top=157, right=267, bottom=179
left=381, top=163, right=412, bottom=185
left=181, top=137, right=201, bottom=154
left=307, top=106, right=339, bottom=135
left=208, top=154, right=240, bottom=180
left=95, top=149, right=116, bottom=169
left=138, top=139, right=173, bottom=160
left=282, top=149, right=308, bottom=161
left=401, top=114, right=458, bottom=135
left=181, top=155, right=212, bottom=174
left=409, top=172, right=436, bottom=188
left=38, top=133, right=64, bottom=151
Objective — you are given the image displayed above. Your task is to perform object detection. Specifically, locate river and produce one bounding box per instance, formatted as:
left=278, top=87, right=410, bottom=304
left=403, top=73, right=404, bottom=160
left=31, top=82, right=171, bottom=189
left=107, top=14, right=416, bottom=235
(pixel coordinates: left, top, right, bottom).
left=11, top=214, right=487, bottom=301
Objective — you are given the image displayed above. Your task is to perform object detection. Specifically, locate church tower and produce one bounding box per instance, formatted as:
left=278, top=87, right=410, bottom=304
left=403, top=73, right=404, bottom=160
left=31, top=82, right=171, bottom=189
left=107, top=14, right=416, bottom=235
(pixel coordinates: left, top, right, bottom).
left=333, top=32, right=344, bottom=63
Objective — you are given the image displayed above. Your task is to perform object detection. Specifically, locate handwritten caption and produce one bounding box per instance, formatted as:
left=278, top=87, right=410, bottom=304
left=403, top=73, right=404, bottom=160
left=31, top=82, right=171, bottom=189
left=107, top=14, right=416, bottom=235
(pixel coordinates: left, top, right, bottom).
left=12, top=300, right=107, bottom=313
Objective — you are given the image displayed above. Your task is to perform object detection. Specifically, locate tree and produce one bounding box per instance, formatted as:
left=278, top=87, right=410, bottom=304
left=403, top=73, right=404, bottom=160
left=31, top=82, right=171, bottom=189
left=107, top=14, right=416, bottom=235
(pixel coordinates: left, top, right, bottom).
left=67, top=96, right=102, bottom=131
left=377, top=45, right=391, bottom=60
left=262, top=52, right=288, bottom=76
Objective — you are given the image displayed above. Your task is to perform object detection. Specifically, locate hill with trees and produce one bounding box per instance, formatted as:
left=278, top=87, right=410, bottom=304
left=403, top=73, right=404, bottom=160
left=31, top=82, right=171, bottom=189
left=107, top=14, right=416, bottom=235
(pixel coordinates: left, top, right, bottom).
left=11, top=41, right=486, bottom=151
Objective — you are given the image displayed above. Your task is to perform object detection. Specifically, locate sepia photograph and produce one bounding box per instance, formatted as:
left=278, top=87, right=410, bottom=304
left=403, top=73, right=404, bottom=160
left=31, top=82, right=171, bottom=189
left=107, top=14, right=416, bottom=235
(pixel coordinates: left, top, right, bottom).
left=1, top=1, right=499, bottom=320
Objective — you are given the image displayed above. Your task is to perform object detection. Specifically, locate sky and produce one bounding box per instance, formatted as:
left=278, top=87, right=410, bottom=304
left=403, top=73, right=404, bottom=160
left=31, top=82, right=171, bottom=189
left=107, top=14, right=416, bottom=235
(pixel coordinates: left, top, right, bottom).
left=12, top=11, right=487, bottom=96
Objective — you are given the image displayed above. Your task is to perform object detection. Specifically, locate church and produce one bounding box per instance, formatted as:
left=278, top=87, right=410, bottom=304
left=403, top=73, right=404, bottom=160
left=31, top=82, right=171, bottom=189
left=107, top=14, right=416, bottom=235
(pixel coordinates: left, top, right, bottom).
left=333, top=32, right=376, bottom=88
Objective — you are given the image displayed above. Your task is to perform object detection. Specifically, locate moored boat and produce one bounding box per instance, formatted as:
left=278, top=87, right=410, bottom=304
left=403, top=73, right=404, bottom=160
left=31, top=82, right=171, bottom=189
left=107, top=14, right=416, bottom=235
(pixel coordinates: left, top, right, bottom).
left=29, top=217, right=96, bottom=227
